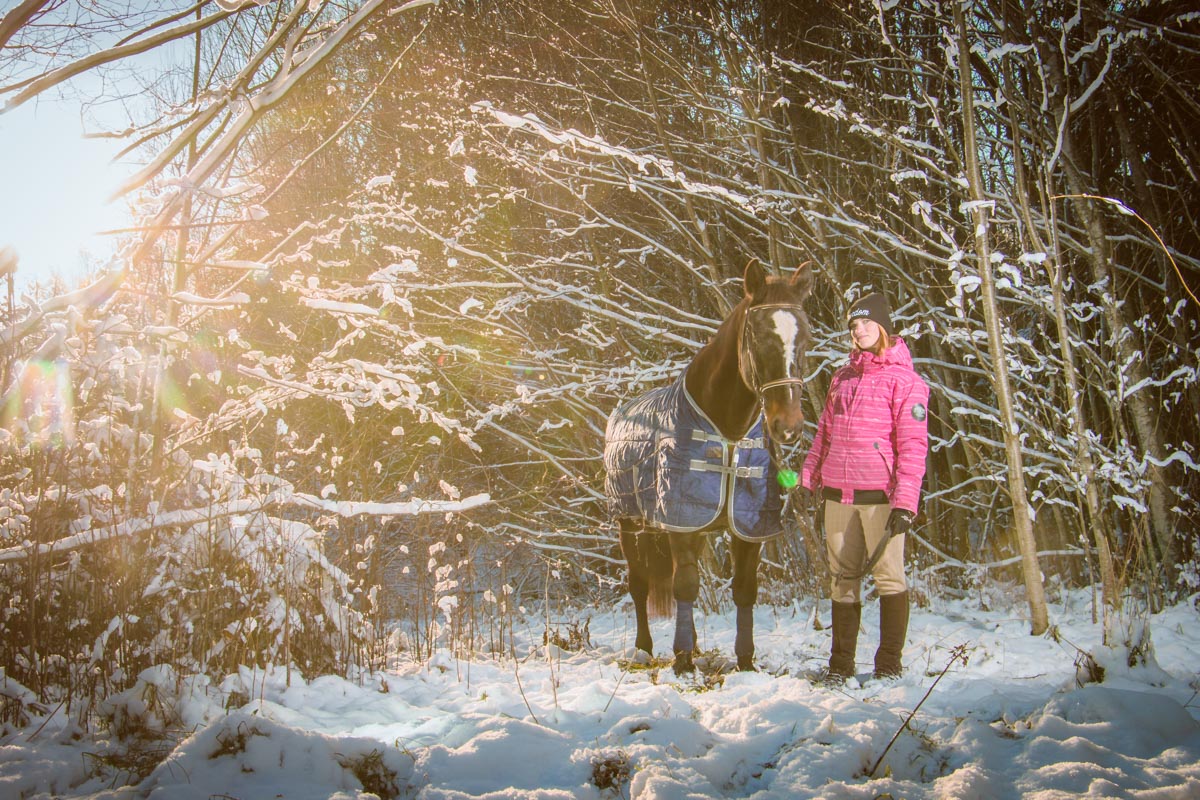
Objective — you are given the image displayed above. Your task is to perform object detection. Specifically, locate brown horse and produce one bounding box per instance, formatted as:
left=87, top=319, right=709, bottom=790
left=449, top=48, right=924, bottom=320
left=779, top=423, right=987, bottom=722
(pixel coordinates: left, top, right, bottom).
left=604, top=260, right=812, bottom=673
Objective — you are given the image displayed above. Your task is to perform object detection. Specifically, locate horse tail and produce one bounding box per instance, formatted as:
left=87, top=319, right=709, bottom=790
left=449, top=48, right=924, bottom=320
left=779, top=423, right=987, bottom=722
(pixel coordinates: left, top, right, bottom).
left=645, top=532, right=675, bottom=619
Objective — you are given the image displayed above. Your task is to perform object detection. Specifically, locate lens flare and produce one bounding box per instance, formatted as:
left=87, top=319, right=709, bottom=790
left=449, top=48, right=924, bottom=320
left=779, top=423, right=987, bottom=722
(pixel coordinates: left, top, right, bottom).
left=156, top=370, right=187, bottom=419
left=3, top=359, right=76, bottom=446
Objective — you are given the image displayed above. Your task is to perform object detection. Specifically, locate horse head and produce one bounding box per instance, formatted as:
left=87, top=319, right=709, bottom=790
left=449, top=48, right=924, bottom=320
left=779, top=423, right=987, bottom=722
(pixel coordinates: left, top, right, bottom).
left=738, top=259, right=813, bottom=446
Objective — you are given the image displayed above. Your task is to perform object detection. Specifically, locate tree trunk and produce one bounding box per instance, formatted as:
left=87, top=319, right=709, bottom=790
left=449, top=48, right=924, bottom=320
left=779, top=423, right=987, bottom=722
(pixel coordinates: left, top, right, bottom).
left=1057, top=177, right=1176, bottom=595
left=999, top=62, right=1119, bottom=628
left=954, top=4, right=1048, bottom=635
left=1028, top=7, right=1178, bottom=597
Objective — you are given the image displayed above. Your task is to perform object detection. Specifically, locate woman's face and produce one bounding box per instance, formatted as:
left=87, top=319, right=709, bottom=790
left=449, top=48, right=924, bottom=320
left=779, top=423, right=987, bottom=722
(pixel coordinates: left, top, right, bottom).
left=850, top=317, right=882, bottom=351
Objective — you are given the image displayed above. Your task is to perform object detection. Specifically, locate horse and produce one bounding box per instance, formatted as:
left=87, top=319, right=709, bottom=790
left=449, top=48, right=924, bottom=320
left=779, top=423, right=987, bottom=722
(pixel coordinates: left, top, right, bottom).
left=603, top=259, right=812, bottom=674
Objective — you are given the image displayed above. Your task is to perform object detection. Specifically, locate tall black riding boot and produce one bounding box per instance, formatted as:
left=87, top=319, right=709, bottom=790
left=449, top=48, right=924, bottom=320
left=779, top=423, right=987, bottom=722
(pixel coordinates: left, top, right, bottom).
left=874, top=591, right=909, bottom=680
left=826, top=601, right=861, bottom=684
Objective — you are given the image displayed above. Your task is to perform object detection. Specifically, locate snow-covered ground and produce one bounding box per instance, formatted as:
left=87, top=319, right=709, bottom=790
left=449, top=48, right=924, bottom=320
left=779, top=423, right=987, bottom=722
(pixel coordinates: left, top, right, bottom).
left=3, top=588, right=1199, bottom=799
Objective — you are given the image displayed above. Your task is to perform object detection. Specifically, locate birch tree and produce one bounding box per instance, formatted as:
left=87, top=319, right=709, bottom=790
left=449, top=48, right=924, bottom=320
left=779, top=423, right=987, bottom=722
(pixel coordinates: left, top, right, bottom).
left=953, top=1, right=1048, bottom=634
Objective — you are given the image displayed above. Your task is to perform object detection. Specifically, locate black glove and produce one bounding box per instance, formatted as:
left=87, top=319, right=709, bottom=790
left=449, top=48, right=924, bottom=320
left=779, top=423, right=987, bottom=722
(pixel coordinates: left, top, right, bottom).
left=886, top=509, right=915, bottom=537
left=812, top=491, right=826, bottom=537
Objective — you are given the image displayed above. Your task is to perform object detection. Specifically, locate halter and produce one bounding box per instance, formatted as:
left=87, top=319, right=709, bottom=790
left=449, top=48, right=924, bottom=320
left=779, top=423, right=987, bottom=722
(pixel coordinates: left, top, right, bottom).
left=737, top=302, right=810, bottom=497
left=737, top=303, right=808, bottom=399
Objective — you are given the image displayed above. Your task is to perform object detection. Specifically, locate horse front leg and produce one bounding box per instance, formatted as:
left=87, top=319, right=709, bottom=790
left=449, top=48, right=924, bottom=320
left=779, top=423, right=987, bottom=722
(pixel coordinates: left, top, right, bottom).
left=619, top=521, right=655, bottom=657
left=669, top=532, right=703, bottom=674
left=731, top=534, right=763, bottom=671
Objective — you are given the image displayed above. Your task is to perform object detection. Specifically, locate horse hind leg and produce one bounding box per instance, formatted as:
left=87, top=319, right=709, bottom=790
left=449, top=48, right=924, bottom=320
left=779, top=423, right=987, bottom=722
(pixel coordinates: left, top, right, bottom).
left=620, top=522, right=669, bottom=657
left=668, top=532, right=703, bottom=674
left=644, top=530, right=674, bottom=619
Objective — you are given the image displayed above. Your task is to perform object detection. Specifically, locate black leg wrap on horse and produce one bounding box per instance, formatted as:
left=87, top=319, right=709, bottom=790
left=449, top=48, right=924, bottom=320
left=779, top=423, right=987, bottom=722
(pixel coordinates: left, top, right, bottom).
left=672, top=588, right=697, bottom=675
left=735, top=605, right=755, bottom=671
left=730, top=537, right=761, bottom=608
left=672, top=600, right=696, bottom=655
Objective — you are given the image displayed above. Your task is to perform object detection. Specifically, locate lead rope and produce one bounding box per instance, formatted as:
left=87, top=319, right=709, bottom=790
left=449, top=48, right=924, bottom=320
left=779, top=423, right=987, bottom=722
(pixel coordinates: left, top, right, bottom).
left=830, top=446, right=905, bottom=582
left=766, top=427, right=832, bottom=577
left=846, top=443, right=905, bottom=580
left=768, top=431, right=898, bottom=583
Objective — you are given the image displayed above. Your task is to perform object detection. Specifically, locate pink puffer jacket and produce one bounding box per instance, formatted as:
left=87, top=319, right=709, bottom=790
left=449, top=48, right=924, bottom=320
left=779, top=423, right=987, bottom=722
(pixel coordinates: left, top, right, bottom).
left=801, top=338, right=929, bottom=514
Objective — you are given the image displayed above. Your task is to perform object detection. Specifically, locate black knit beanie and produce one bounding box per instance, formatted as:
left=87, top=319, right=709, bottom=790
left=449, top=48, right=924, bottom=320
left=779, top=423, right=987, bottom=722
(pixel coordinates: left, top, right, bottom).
left=847, top=292, right=894, bottom=336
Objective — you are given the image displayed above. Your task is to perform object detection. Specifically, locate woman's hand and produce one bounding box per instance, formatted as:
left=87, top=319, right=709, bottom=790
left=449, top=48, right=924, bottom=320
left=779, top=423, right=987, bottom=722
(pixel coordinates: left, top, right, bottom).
left=800, top=487, right=825, bottom=537
left=886, top=508, right=915, bottom=537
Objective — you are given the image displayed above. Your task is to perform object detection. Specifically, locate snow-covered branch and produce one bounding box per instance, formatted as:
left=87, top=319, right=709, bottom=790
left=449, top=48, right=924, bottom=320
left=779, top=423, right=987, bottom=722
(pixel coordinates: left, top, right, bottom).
left=0, top=486, right=491, bottom=564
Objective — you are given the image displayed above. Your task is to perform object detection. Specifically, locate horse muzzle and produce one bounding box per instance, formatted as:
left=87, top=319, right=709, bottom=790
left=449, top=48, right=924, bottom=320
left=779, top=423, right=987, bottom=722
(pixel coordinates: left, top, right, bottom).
left=760, top=380, right=805, bottom=445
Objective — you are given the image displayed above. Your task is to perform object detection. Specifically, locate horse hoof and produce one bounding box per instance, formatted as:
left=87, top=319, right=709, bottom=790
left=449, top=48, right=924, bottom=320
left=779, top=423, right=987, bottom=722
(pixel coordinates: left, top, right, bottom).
left=672, top=652, right=695, bottom=675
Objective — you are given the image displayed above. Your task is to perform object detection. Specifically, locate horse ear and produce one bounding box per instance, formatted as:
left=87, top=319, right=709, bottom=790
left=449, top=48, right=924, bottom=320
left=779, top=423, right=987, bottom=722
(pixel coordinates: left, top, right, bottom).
left=789, top=261, right=814, bottom=300
left=743, top=258, right=767, bottom=296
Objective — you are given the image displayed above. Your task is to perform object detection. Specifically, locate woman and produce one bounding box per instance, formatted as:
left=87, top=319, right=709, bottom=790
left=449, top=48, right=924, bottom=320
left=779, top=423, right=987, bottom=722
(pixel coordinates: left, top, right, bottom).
left=801, top=292, right=929, bottom=683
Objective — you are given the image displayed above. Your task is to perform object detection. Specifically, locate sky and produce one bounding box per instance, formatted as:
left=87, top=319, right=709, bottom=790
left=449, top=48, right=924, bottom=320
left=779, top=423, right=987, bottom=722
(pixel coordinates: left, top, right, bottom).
left=0, top=587, right=1197, bottom=798
left=0, top=92, right=135, bottom=288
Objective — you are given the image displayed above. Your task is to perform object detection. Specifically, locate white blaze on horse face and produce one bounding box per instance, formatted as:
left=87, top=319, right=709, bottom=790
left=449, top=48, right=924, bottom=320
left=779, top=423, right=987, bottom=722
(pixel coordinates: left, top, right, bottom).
left=770, top=309, right=799, bottom=377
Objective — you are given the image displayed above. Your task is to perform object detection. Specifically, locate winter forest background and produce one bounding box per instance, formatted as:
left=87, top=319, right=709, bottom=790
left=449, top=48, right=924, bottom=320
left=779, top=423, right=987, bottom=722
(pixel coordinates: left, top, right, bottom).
left=1, top=0, right=1198, bottom=772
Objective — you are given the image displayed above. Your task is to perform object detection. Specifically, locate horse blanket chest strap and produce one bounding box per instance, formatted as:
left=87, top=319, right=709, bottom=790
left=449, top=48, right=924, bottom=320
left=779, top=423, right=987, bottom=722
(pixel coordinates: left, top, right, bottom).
left=688, top=428, right=766, bottom=478
left=604, top=374, right=784, bottom=541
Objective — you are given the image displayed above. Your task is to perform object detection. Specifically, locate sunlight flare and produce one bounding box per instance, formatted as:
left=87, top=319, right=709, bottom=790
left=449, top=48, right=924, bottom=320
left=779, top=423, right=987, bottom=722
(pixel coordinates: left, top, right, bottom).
left=3, top=359, right=76, bottom=446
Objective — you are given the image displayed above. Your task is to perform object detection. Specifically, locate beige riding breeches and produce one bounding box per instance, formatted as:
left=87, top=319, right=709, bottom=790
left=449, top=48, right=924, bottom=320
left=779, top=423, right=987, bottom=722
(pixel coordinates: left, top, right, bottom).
left=824, top=500, right=907, bottom=603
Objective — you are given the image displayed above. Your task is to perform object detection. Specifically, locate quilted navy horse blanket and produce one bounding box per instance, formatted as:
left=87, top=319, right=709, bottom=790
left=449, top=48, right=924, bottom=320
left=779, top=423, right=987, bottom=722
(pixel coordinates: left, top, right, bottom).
left=603, top=374, right=784, bottom=541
